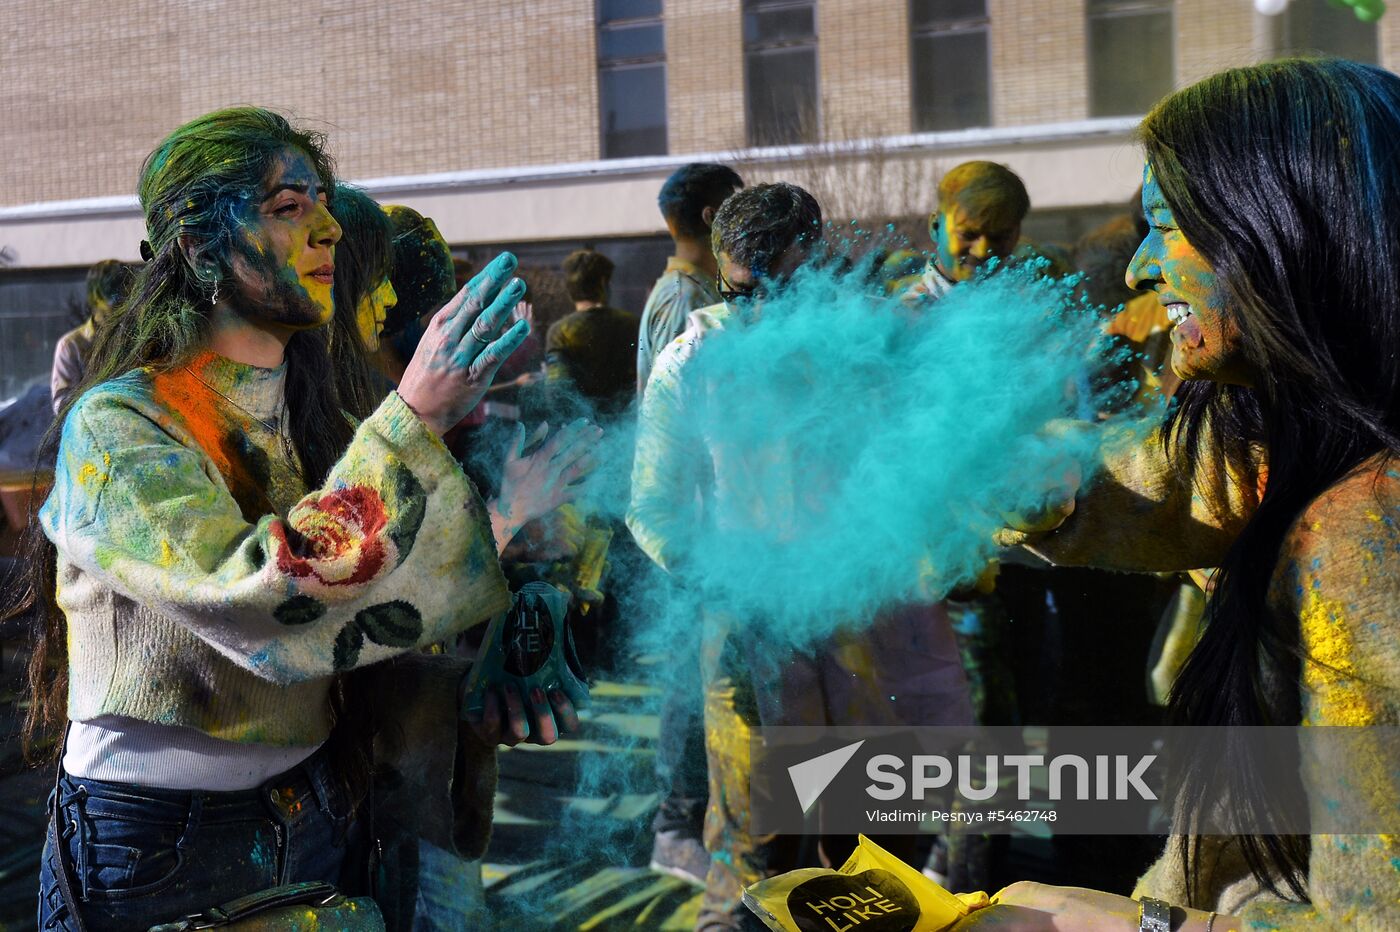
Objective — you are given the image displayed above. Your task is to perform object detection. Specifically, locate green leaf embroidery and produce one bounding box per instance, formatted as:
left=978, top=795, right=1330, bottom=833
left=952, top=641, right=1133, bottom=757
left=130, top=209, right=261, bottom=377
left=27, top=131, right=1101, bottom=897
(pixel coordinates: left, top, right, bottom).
left=273, top=595, right=326, bottom=626
left=356, top=600, right=423, bottom=648
left=386, top=462, right=426, bottom=562
left=333, top=623, right=364, bottom=671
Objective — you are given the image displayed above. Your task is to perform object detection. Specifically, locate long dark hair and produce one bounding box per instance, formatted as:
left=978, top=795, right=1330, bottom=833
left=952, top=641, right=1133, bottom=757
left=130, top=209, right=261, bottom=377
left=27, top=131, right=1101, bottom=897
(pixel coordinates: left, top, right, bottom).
left=329, top=183, right=393, bottom=418
left=1147, top=59, right=1400, bottom=901
left=11, top=108, right=368, bottom=782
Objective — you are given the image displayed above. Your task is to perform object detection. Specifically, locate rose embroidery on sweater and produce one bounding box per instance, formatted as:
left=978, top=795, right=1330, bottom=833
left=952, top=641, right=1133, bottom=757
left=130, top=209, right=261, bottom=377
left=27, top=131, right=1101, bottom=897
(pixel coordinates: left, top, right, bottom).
left=267, top=462, right=427, bottom=595
left=273, top=485, right=394, bottom=590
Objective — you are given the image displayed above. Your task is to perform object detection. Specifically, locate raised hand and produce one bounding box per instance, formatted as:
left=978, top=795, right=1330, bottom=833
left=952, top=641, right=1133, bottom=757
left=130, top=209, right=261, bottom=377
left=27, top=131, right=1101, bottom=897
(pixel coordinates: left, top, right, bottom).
left=397, top=252, right=531, bottom=436
left=489, top=419, right=603, bottom=549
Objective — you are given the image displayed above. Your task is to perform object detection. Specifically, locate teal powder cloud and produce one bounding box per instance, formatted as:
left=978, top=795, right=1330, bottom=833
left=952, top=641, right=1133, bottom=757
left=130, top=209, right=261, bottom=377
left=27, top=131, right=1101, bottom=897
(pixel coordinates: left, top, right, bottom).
left=578, top=252, right=1163, bottom=651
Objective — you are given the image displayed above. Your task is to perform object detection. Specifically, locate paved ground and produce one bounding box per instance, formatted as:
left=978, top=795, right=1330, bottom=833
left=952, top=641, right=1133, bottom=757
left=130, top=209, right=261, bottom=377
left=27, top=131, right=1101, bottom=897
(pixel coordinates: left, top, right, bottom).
left=481, top=677, right=706, bottom=929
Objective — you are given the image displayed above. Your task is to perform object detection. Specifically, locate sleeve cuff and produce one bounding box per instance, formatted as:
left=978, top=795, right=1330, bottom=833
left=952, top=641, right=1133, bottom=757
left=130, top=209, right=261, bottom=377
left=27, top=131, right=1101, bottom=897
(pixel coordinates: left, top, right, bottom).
left=363, top=392, right=464, bottom=485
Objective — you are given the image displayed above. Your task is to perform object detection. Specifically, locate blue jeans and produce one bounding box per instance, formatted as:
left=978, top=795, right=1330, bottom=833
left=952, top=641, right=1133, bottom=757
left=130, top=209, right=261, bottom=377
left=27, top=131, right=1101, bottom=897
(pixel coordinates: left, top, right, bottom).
left=38, top=748, right=361, bottom=931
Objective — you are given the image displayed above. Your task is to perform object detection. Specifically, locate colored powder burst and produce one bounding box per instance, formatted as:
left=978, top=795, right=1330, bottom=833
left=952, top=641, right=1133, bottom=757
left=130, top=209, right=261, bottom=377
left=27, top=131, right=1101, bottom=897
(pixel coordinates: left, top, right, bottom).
left=480, top=246, right=1173, bottom=921
left=569, top=249, right=1164, bottom=651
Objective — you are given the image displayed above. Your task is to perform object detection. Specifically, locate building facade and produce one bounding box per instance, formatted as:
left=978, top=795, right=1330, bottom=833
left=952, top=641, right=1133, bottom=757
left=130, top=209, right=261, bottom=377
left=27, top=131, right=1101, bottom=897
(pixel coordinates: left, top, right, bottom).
left=1, top=0, right=1396, bottom=396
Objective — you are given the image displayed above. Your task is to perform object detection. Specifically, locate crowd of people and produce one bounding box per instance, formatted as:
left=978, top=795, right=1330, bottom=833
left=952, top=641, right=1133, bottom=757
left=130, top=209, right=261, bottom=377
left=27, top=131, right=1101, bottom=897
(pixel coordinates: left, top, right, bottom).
left=2, top=55, right=1396, bottom=932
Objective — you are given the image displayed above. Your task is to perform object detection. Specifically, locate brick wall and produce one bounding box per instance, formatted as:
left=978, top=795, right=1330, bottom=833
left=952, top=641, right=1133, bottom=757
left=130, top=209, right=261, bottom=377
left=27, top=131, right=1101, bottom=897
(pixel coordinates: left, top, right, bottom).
left=818, top=0, right=912, bottom=139
left=1, top=0, right=598, bottom=208
left=7, top=1, right=1398, bottom=212
left=665, top=0, right=746, bottom=154
left=988, top=0, right=1089, bottom=126
left=1175, top=0, right=1256, bottom=87
left=1383, top=6, right=1400, bottom=74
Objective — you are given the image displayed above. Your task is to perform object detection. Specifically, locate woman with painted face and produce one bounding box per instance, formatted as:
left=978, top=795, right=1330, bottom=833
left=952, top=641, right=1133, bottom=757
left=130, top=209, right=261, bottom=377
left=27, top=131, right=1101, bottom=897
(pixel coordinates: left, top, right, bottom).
left=19, top=108, right=592, bottom=929
left=981, top=59, right=1400, bottom=931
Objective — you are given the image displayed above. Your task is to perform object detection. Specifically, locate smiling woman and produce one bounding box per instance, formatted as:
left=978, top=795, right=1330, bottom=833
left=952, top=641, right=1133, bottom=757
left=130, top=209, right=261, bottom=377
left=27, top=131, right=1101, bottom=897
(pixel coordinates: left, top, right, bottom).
left=986, top=59, right=1400, bottom=932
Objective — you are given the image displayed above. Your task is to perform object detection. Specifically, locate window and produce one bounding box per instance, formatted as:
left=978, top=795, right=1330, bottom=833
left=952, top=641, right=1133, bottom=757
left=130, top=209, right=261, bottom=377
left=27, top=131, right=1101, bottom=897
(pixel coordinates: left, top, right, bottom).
left=744, top=0, right=819, bottom=146
left=1283, top=0, right=1378, bottom=63
left=910, top=0, right=991, bottom=132
left=1087, top=0, right=1174, bottom=118
left=598, top=0, right=667, bottom=158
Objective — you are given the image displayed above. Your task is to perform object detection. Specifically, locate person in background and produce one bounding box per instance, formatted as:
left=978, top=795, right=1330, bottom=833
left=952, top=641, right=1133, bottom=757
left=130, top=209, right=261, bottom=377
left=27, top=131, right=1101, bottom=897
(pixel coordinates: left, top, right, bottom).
left=328, top=184, right=398, bottom=417
left=375, top=204, right=455, bottom=385
left=543, top=248, right=639, bottom=424
left=911, top=160, right=1028, bottom=301
left=635, top=163, right=743, bottom=888
left=637, top=163, right=744, bottom=396
left=51, top=260, right=133, bottom=414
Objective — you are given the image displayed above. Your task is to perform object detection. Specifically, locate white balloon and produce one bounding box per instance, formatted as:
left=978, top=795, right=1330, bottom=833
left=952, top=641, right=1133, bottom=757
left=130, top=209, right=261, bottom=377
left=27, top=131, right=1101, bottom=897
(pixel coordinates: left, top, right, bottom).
left=1254, top=0, right=1290, bottom=14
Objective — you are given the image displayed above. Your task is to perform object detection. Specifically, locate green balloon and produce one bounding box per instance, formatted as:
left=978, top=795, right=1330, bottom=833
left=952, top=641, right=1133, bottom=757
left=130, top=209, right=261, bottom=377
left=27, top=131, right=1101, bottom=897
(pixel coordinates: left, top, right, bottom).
left=1348, top=0, right=1386, bottom=22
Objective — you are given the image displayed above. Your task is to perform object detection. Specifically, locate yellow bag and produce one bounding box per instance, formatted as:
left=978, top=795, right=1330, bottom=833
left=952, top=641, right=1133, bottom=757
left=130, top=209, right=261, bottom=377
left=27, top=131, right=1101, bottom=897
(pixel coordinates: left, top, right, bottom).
left=742, top=835, right=989, bottom=931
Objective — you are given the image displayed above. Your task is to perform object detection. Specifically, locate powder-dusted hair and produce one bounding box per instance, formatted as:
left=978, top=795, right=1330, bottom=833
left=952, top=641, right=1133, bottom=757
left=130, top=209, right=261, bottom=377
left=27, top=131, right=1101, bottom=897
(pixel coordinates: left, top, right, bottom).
left=936, top=160, right=1029, bottom=228
left=711, top=182, right=823, bottom=277
left=85, top=259, right=133, bottom=316
left=382, top=204, right=454, bottom=338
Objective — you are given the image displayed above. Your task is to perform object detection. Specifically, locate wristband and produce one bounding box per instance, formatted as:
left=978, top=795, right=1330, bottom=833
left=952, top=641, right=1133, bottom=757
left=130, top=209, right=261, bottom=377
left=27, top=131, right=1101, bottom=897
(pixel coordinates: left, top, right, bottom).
left=1138, top=897, right=1170, bottom=932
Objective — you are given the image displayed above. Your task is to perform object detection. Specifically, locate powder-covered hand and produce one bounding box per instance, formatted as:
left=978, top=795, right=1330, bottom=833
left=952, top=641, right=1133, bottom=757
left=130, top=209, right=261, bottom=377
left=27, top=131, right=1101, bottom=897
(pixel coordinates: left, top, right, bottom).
left=397, top=252, right=531, bottom=436
left=999, top=461, right=1081, bottom=540
left=952, top=882, right=1225, bottom=932
left=948, top=883, right=1135, bottom=931
left=489, top=419, right=603, bottom=550
left=467, top=682, right=581, bottom=748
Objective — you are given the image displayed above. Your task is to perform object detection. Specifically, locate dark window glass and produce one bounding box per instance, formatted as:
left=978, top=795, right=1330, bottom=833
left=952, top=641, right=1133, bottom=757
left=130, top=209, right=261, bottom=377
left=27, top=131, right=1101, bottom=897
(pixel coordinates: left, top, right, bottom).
left=600, top=64, right=668, bottom=157
left=747, top=47, right=819, bottom=145
left=745, top=7, right=816, bottom=44
left=1088, top=3, right=1174, bottom=117
left=911, top=0, right=987, bottom=26
left=744, top=0, right=818, bottom=146
left=912, top=31, right=991, bottom=131
left=599, top=0, right=661, bottom=23
left=1284, top=0, right=1378, bottom=62
left=598, top=0, right=666, bottom=158
left=599, top=23, right=665, bottom=61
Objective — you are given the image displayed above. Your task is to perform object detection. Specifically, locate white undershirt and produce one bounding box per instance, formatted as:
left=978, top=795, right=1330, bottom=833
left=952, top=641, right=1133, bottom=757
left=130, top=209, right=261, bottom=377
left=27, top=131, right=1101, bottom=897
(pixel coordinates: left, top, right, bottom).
left=65, top=716, right=322, bottom=791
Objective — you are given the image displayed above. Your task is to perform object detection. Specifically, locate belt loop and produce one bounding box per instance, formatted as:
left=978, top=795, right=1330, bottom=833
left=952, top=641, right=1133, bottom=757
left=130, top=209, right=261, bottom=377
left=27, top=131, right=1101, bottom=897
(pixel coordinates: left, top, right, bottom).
left=305, top=750, right=336, bottom=819
left=178, top=792, right=203, bottom=851
left=68, top=786, right=90, bottom=902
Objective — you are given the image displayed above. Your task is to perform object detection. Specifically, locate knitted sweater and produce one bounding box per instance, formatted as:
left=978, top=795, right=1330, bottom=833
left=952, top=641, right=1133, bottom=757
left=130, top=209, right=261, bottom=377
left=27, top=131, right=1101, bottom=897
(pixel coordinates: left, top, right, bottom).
left=1021, top=430, right=1400, bottom=930
left=40, top=352, right=511, bottom=747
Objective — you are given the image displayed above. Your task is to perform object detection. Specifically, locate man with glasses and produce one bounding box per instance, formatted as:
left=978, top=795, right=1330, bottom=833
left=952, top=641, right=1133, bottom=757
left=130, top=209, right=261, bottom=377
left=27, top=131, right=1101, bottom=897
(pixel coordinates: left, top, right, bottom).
left=629, top=182, right=821, bottom=929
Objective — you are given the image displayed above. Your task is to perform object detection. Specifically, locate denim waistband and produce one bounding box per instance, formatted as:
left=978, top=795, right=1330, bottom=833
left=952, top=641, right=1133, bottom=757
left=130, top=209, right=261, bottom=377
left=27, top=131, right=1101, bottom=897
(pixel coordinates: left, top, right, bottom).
left=56, top=742, right=343, bottom=825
